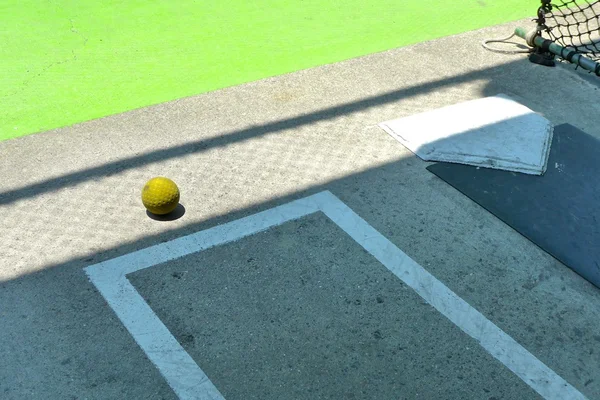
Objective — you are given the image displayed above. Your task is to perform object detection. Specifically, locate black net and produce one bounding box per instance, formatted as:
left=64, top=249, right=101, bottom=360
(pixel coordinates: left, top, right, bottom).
left=538, top=0, right=600, bottom=61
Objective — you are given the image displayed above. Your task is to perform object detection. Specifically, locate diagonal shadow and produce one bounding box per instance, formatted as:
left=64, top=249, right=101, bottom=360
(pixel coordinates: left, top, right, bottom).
left=2, top=65, right=504, bottom=207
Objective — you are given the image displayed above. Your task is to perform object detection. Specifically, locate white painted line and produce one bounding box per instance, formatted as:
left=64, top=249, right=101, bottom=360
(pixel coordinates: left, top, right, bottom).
left=317, top=191, right=586, bottom=400
left=85, top=195, right=322, bottom=400
left=85, top=190, right=587, bottom=400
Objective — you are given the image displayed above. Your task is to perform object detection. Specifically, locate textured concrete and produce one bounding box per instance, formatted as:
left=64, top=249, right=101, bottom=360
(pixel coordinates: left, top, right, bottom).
left=1, top=18, right=600, bottom=399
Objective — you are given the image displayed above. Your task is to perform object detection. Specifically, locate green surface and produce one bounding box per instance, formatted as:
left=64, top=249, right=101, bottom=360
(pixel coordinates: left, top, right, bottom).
left=1, top=0, right=535, bottom=142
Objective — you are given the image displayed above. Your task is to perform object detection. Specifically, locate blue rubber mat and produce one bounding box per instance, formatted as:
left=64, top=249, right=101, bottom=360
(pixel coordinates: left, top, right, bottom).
left=427, top=124, right=600, bottom=289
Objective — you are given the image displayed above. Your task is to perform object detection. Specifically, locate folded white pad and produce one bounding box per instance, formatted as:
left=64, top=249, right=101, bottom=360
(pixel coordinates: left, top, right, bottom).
left=378, top=94, right=554, bottom=175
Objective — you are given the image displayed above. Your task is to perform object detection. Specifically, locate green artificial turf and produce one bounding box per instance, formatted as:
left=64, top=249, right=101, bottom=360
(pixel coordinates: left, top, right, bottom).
left=1, top=0, right=535, bottom=141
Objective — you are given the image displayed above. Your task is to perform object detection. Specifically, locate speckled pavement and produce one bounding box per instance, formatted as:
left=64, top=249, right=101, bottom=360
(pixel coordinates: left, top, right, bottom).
left=1, top=19, right=600, bottom=399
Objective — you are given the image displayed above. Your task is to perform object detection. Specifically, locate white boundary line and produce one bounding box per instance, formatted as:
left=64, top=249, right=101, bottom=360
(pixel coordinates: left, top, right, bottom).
left=85, top=190, right=587, bottom=400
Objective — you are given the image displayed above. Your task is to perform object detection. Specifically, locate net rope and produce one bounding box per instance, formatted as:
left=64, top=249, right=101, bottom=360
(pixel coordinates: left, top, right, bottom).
left=540, top=0, right=600, bottom=61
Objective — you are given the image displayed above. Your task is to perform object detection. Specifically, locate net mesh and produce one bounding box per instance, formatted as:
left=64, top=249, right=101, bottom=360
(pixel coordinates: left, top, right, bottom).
left=540, top=0, right=600, bottom=61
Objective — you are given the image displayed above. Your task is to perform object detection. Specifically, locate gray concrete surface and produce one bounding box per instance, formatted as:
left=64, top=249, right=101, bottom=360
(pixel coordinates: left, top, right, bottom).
left=128, top=213, right=540, bottom=400
left=1, top=18, right=600, bottom=399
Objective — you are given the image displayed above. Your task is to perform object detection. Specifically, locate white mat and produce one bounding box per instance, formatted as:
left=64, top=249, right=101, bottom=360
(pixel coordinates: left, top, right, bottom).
left=378, top=94, right=554, bottom=175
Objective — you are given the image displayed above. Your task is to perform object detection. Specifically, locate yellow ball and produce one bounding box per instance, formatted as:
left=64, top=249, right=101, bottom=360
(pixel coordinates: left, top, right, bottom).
left=141, top=177, right=180, bottom=215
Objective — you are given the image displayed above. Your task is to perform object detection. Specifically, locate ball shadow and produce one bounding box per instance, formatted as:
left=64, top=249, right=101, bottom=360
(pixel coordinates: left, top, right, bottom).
left=146, top=203, right=186, bottom=221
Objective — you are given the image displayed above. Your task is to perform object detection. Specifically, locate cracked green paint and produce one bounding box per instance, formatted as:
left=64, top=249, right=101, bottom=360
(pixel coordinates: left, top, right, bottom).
left=1, top=0, right=534, bottom=142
